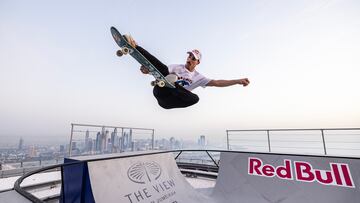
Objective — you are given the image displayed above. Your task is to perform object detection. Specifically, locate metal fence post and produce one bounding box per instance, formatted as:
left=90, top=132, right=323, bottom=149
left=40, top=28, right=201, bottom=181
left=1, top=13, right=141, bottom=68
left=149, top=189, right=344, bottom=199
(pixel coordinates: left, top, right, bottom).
left=321, top=129, right=327, bottom=155
left=267, top=130, right=271, bottom=152
left=68, top=124, right=74, bottom=157
left=226, top=130, right=230, bottom=150
left=121, top=128, right=124, bottom=152
left=152, top=129, right=155, bottom=150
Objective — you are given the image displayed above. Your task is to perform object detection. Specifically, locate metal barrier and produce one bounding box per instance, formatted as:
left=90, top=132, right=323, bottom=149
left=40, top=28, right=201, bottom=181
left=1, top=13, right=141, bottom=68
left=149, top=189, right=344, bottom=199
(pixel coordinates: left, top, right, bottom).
left=0, top=167, right=42, bottom=179
left=226, top=128, right=360, bottom=155
left=69, top=123, right=155, bottom=156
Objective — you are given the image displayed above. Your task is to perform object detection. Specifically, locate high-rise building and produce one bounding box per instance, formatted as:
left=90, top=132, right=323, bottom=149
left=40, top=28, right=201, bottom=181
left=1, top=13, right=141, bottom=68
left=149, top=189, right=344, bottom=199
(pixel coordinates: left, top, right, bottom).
left=99, top=127, right=106, bottom=152
left=170, top=137, right=176, bottom=149
left=60, top=145, right=65, bottom=153
left=107, top=138, right=112, bottom=152
left=111, top=129, right=118, bottom=153
left=198, top=135, right=206, bottom=146
left=96, top=132, right=101, bottom=152
left=119, top=136, right=123, bottom=152
left=85, top=130, right=90, bottom=152
left=85, top=130, right=89, bottom=140
left=29, top=146, right=37, bottom=157
left=102, top=130, right=109, bottom=152
left=175, top=140, right=182, bottom=149
left=129, top=129, right=133, bottom=145
left=131, top=141, right=135, bottom=151
left=86, top=138, right=93, bottom=153
left=18, top=137, right=24, bottom=150
left=72, top=142, right=77, bottom=150
left=123, top=132, right=129, bottom=149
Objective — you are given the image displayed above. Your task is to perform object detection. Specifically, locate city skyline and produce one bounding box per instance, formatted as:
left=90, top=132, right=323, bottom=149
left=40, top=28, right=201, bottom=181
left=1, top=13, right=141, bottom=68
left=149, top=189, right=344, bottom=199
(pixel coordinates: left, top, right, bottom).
left=0, top=129, right=210, bottom=171
left=0, top=126, right=212, bottom=149
left=1, top=1, right=359, bottom=143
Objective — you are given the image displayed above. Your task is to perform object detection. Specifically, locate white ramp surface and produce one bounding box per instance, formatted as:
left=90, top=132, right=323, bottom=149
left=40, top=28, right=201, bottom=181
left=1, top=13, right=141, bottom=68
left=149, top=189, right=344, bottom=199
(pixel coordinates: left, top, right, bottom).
left=88, top=153, right=215, bottom=203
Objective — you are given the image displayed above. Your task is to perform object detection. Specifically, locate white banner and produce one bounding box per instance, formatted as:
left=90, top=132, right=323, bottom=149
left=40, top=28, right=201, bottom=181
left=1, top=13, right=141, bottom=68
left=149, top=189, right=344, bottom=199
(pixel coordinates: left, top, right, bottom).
left=88, top=153, right=214, bottom=203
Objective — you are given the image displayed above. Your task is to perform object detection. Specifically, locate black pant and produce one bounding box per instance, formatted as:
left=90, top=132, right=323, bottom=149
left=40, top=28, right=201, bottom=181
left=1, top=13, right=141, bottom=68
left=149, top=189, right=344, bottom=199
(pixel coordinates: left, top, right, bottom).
left=136, top=46, right=199, bottom=109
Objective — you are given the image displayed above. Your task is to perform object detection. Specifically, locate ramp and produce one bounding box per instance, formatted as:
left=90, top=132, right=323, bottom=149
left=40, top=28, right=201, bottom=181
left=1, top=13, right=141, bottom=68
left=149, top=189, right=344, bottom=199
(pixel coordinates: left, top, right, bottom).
left=211, top=152, right=360, bottom=203
left=60, top=152, right=215, bottom=203
left=60, top=151, right=360, bottom=203
left=88, top=153, right=214, bottom=203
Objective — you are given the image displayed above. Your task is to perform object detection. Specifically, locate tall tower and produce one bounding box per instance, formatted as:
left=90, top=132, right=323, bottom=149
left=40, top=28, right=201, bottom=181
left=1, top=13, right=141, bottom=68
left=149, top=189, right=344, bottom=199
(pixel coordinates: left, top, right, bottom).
left=129, top=129, right=133, bottom=145
left=100, top=127, right=106, bottom=152
left=110, top=128, right=116, bottom=152
left=198, top=135, right=206, bottom=147
left=96, top=132, right=101, bottom=152
left=18, top=137, right=24, bottom=150
left=85, top=130, right=90, bottom=152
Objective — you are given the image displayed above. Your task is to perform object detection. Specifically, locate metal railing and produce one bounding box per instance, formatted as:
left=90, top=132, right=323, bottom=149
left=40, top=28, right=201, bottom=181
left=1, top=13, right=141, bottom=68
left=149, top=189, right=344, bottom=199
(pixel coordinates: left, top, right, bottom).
left=226, top=128, right=360, bottom=155
left=69, top=123, right=155, bottom=156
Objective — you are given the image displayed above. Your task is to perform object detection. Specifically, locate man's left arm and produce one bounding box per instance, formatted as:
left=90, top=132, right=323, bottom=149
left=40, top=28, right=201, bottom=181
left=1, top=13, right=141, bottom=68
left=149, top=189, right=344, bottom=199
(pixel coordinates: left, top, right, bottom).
left=206, top=78, right=250, bottom=87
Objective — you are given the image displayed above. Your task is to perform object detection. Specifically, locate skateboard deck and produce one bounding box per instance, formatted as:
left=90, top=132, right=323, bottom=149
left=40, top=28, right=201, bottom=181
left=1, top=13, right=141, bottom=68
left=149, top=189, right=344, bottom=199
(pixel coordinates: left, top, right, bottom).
left=110, top=26, right=175, bottom=88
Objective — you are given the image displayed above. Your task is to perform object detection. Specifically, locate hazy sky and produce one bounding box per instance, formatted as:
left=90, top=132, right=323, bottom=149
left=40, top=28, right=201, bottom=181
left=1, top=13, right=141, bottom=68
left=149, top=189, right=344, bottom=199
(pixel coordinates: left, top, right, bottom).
left=0, top=0, right=359, bottom=144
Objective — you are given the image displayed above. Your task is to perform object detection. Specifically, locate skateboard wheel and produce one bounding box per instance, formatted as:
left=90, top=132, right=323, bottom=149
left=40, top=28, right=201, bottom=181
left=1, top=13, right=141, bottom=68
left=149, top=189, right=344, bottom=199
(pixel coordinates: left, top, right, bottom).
left=122, top=47, right=129, bottom=55
left=116, top=50, right=123, bottom=57
left=158, top=81, right=165, bottom=87
left=150, top=81, right=157, bottom=86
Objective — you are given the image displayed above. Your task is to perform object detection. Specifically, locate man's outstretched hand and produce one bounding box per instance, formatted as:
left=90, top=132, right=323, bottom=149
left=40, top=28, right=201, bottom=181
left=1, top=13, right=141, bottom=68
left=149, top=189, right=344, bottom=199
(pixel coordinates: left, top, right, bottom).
left=239, top=78, right=250, bottom=86
left=140, top=65, right=150, bottom=74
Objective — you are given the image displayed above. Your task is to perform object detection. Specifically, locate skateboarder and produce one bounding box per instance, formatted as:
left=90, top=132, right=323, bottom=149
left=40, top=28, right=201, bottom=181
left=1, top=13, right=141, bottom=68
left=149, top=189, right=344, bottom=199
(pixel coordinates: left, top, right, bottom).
left=124, top=35, right=250, bottom=109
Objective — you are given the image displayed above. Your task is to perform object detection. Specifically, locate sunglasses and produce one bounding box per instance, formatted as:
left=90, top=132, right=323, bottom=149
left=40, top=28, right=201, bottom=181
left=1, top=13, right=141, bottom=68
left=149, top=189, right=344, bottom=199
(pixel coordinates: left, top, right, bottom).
left=188, top=54, right=197, bottom=61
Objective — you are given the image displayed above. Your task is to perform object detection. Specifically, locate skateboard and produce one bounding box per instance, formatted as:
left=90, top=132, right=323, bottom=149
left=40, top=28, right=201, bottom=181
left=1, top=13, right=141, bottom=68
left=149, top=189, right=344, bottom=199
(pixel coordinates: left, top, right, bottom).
left=110, top=26, right=175, bottom=88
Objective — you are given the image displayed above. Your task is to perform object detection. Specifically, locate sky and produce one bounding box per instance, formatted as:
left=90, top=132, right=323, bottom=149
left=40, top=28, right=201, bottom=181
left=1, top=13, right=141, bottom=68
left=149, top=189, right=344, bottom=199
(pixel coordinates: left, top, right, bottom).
left=0, top=0, right=359, bottom=145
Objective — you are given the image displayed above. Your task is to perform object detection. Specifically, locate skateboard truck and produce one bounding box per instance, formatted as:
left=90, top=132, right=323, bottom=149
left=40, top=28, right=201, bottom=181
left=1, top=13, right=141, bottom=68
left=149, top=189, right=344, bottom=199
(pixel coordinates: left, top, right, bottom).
left=151, top=80, right=166, bottom=87
left=151, top=74, right=178, bottom=87
left=116, top=47, right=130, bottom=57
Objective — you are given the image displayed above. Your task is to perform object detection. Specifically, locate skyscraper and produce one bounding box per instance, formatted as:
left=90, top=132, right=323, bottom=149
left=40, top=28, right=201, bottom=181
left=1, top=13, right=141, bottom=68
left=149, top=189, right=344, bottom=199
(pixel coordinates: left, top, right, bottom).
left=107, top=138, right=112, bottom=152
left=119, top=136, right=123, bottom=152
left=123, top=132, right=129, bottom=149
left=18, top=137, right=24, bottom=150
left=29, top=146, right=37, bottom=157
left=198, top=135, right=206, bottom=147
left=111, top=128, right=118, bottom=152
left=170, top=137, right=176, bottom=149
left=96, top=132, right=101, bottom=152
left=85, top=130, right=90, bottom=152
left=101, top=130, right=108, bottom=152
left=100, top=127, right=107, bottom=152
left=129, top=129, right=133, bottom=146
left=60, top=145, right=65, bottom=153
left=85, top=130, right=89, bottom=140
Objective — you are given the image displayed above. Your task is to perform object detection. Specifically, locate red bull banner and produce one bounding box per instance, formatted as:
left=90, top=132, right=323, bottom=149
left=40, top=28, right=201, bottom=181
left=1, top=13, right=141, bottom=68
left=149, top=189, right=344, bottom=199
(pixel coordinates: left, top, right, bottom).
left=212, top=152, right=360, bottom=203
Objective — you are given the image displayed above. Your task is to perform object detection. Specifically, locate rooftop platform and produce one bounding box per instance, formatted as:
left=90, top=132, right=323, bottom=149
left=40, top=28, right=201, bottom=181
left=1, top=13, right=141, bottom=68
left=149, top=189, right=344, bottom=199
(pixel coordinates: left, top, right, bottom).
left=3, top=149, right=359, bottom=203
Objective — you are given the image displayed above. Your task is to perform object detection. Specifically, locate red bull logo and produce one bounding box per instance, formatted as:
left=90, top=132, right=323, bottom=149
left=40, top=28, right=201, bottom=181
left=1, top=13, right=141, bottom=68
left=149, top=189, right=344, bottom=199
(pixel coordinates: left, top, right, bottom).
left=248, top=157, right=355, bottom=188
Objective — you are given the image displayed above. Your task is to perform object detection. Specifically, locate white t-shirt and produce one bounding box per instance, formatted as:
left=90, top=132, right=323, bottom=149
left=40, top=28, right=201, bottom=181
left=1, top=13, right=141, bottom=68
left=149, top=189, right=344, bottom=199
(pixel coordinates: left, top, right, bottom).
left=168, top=64, right=211, bottom=91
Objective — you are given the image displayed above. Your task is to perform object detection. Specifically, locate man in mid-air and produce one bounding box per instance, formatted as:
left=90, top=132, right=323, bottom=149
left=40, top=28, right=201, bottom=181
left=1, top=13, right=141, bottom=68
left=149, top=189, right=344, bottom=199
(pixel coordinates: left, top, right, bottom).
left=124, top=35, right=250, bottom=109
